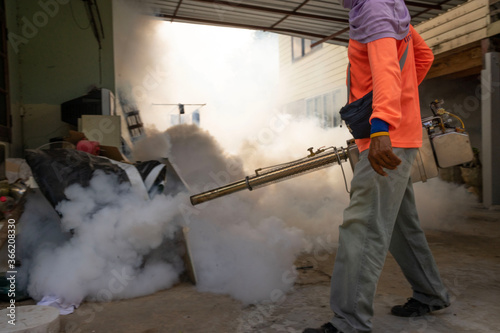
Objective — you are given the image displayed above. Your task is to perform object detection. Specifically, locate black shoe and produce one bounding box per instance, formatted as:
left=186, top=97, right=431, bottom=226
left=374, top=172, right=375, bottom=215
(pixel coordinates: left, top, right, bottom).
left=303, top=322, right=342, bottom=333
left=391, top=297, right=449, bottom=317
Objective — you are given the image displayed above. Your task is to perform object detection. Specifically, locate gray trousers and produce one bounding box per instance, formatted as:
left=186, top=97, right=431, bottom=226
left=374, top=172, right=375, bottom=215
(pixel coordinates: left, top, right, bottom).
left=330, top=148, right=450, bottom=333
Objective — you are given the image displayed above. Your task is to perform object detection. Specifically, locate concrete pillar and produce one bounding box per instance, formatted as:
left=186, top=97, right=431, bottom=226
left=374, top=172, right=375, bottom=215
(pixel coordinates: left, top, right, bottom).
left=481, top=52, right=500, bottom=207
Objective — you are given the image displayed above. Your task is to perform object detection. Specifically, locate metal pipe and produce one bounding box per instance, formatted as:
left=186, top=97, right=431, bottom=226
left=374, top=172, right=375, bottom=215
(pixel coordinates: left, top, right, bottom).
left=190, top=147, right=349, bottom=206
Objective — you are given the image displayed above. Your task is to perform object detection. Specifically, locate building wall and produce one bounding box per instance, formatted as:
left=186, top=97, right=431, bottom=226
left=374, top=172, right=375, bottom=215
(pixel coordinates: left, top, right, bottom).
left=6, top=0, right=115, bottom=155
left=278, top=37, right=348, bottom=103
left=278, top=36, right=348, bottom=127
left=6, top=1, right=22, bottom=157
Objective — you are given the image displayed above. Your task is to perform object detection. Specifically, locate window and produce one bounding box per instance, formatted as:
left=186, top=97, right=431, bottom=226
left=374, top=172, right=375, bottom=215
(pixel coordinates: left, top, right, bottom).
left=305, top=90, right=343, bottom=128
left=292, top=37, right=322, bottom=61
left=0, top=0, right=10, bottom=142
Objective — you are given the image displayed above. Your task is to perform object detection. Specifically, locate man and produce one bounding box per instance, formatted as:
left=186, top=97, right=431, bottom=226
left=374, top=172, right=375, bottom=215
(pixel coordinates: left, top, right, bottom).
left=303, top=1, right=450, bottom=332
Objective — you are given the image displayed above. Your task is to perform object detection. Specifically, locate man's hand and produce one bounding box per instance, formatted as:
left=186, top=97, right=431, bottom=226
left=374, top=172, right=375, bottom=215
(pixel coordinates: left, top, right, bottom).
left=368, top=135, right=402, bottom=176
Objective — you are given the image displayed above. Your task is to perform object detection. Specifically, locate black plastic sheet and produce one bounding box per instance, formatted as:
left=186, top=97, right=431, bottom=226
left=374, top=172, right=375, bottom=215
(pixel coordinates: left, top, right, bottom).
left=25, top=149, right=130, bottom=207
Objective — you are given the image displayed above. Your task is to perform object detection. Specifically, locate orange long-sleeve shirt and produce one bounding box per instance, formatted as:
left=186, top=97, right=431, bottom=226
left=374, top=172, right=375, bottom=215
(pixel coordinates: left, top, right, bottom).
left=347, top=25, right=434, bottom=152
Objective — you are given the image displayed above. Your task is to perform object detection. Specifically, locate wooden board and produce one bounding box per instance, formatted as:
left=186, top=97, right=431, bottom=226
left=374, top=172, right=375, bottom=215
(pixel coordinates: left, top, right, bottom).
left=426, top=44, right=483, bottom=79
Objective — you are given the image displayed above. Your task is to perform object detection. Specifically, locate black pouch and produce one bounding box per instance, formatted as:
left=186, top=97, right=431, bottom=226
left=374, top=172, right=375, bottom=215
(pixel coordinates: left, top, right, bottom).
left=339, top=91, right=373, bottom=139
left=340, top=44, right=409, bottom=140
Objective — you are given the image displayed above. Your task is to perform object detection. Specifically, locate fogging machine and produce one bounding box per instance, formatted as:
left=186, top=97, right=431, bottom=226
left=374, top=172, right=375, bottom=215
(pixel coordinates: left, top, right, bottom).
left=190, top=101, right=474, bottom=206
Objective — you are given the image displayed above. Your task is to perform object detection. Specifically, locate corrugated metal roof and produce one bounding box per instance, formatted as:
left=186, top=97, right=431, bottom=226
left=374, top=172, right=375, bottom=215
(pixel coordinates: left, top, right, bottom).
left=140, top=0, right=470, bottom=45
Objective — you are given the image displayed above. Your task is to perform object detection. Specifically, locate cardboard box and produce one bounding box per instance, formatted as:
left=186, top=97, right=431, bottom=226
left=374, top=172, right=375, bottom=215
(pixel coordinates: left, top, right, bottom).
left=99, top=145, right=127, bottom=162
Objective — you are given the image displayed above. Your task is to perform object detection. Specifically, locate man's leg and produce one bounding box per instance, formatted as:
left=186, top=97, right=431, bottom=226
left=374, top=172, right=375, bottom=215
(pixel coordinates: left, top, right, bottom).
left=329, top=148, right=416, bottom=333
left=388, top=179, right=450, bottom=309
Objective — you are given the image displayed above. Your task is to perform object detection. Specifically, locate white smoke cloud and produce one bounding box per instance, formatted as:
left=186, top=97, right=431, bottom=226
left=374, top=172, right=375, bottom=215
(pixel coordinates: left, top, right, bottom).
left=186, top=217, right=302, bottom=304
left=157, top=124, right=306, bottom=304
left=414, top=177, right=478, bottom=230
left=17, top=123, right=307, bottom=307
left=20, top=172, right=187, bottom=306
left=131, top=127, right=172, bottom=162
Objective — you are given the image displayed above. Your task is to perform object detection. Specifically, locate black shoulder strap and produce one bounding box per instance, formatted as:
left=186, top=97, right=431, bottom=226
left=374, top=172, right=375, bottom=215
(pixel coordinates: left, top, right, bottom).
left=345, top=43, right=410, bottom=104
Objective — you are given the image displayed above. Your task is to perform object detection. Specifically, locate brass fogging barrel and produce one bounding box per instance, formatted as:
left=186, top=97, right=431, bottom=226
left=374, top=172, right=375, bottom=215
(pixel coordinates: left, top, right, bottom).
left=190, top=146, right=350, bottom=206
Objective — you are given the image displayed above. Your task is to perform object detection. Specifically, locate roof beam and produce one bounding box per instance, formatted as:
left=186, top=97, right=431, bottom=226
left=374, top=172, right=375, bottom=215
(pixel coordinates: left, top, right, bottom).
left=189, top=0, right=348, bottom=24
left=270, top=0, right=312, bottom=28
left=171, top=0, right=184, bottom=22
left=311, top=27, right=349, bottom=47
left=405, top=1, right=442, bottom=10
left=410, top=0, right=454, bottom=19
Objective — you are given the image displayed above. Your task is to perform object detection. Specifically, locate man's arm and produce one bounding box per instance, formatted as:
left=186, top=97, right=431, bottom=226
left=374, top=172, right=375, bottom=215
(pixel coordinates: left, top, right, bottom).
left=367, top=37, right=403, bottom=129
left=412, top=26, right=434, bottom=85
left=366, top=38, right=403, bottom=176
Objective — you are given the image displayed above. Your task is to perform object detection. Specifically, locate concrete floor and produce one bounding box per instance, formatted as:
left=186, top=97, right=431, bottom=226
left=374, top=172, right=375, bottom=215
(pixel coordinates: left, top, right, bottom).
left=2, top=205, right=499, bottom=333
